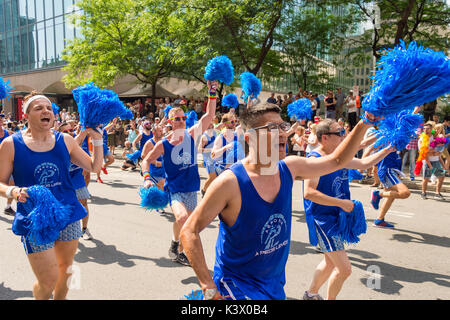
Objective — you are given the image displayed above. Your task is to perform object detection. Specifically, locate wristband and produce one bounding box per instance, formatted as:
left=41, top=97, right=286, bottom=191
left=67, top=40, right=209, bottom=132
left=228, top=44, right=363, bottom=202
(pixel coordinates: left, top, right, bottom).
left=6, top=186, right=18, bottom=199
left=92, top=139, right=103, bottom=147
left=143, top=171, right=151, bottom=181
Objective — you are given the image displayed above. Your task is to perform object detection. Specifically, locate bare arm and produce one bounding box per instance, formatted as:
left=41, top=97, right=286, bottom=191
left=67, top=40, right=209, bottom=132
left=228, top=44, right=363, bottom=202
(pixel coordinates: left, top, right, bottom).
left=286, top=120, right=373, bottom=179
left=141, top=141, right=164, bottom=187
left=346, top=146, right=393, bottom=170
left=65, top=129, right=103, bottom=174
left=304, top=176, right=354, bottom=213
left=180, top=171, right=240, bottom=299
left=189, top=81, right=217, bottom=139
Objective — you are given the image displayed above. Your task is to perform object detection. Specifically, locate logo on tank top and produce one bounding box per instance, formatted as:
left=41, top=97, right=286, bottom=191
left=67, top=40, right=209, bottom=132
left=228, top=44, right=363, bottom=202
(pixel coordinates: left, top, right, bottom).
left=171, top=142, right=196, bottom=169
left=34, top=162, right=62, bottom=188
left=256, top=213, right=289, bottom=256
left=332, top=169, right=348, bottom=199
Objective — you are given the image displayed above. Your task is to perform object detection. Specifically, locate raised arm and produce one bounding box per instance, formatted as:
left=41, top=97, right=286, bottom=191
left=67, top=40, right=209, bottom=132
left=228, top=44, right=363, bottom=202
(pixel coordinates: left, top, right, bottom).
left=286, top=119, right=374, bottom=179
left=189, top=81, right=217, bottom=138
left=346, top=146, right=394, bottom=170
left=66, top=128, right=104, bottom=174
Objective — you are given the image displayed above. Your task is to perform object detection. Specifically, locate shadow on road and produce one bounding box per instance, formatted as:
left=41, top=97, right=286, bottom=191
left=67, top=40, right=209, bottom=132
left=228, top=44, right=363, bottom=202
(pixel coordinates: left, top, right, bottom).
left=90, top=195, right=139, bottom=207
left=75, top=238, right=152, bottom=267
left=0, top=282, right=33, bottom=300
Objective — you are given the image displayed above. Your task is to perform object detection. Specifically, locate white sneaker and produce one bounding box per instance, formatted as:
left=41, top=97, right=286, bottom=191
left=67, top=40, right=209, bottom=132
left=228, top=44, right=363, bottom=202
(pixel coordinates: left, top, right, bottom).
left=82, top=228, right=93, bottom=240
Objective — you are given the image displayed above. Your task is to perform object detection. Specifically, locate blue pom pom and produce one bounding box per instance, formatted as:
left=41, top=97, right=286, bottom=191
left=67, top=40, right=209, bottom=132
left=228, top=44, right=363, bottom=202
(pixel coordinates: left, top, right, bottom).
left=373, top=109, right=424, bottom=151
left=348, top=169, right=364, bottom=182
left=204, top=55, right=234, bottom=85
left=330, top=200, right=366, bottom=245
left=363, top=40, right=450, bottom=117
left=126, top=150, right=142, bottom=163
left=73, top=82, right=130, bottom=129
left=164, top=105, right=173, bottom=118
left=139, top=187, right=169, bottom=211
left=21, top=185, right=72, bottom=246
left=239, top=72, right=261, bottom=103
left=222, top=93, right=239, bottom=109
left=184, top=289, right=204, bottom=300
left=0, top=77, right=13, bottom=100
left=51, top=103, right=60, bottom=115
left=287, top=98, right=312, bottom=120
left=121, top=108, right=133, bottom=120
left=186, top=110, right=198, bottom=129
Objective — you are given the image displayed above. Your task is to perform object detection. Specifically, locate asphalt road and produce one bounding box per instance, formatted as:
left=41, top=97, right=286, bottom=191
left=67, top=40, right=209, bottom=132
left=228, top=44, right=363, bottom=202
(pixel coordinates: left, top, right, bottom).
left=0, top=160, right=449, bottom=300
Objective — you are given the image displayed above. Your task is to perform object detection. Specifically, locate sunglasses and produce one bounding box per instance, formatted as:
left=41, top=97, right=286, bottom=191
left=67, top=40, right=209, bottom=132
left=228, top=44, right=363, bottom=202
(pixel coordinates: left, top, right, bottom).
left=170, top=116, right=187, bottom=122
left=225, top=120, right=236, bottom=124
left=252, top=122, right=291, bottom=132
left=325, top=131, right=344, bottom=137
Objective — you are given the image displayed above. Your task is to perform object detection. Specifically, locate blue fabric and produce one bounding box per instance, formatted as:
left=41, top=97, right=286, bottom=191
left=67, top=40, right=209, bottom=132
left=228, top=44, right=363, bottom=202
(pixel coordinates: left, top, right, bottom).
left=303, top=151, right=351, bottom=246
left=161, top=130, right=200, bottom=193
left=213, top=161, right=293, bottom=300
left=377, top=151, right=402, bottom=185
left=149, top=138, right=165, bottom=178
left=202, top=131, right=217, bottom=174
left=11, top=131, right=87, bottom=236
left=0, top=128, right=9, bottom=144
left=139, top=132, right=153, bottom=152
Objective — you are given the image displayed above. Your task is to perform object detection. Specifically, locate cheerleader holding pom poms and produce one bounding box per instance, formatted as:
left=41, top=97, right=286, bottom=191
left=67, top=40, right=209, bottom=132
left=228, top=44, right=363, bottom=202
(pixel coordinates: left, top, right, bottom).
left=0, top=91, right=104, bottom=300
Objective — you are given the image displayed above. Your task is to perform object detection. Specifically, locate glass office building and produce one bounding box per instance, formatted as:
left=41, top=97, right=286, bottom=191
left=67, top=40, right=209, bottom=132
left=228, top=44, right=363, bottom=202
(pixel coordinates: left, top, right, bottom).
left=0, top=0, right=81, bottom=75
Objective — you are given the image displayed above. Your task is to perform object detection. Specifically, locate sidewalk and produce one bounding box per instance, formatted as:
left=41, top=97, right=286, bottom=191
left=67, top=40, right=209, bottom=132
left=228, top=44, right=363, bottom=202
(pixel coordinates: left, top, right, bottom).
left=356, top=172, right=450, bottom=193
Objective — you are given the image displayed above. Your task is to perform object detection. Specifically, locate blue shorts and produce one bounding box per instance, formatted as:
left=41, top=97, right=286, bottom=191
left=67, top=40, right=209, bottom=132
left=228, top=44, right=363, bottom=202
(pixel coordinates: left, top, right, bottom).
left=381, top=168, right=404, bottom=189
left=216, top=277, right=252, bottom=300
left=202, top=153, right=216, bottom=174
left=75, top=186, right=91, bottom=200
left=169, top=191, right=198, bottom=212
left=315, top=224, right=345, bottom=253
left=21, top=220, right=82, bottom=255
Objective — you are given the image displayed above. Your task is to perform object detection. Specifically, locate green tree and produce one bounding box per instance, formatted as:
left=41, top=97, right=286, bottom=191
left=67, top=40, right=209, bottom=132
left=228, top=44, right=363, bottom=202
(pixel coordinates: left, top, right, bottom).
left=62, top=0, right=183, bottom=106
left=279, top=3, right=360, bottom=92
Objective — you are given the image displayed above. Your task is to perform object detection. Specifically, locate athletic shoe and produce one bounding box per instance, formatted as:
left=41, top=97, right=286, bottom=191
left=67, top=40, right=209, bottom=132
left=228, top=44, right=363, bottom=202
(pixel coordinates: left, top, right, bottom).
left=169, top=240, right=179, bottom=260
left=421, top=192, right=427, bottom=200
left=4, top=207, right=16, bottom=216
left=370, top=190, right=382, bottom=210
left=302, top=291, right=324, bottom=300
left=434, top=193, right=445, bottom=201
left=176, top=252, right=191, bottom=267
left=373, top=219, right=394, bottom=228
left=96, top=177, right=104, bottom=183
left=82, top=228, right=93, bottom=240
left=101, top=167, right=108, bottom=175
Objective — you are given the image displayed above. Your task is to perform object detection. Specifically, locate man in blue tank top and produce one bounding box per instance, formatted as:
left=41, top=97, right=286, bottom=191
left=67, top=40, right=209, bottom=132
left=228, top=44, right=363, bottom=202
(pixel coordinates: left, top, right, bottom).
left=180, top=100, right=380, bottom=300
left=302, top=119, right=393, bottom=300
left=0, top=92, right=104, bottom=300
left=141, top=81, right=218, bottom=266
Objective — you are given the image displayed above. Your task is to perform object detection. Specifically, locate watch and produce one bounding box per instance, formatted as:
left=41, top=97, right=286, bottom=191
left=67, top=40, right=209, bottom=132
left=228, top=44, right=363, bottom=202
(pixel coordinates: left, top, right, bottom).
left=203, top=288, right=218, bottom=300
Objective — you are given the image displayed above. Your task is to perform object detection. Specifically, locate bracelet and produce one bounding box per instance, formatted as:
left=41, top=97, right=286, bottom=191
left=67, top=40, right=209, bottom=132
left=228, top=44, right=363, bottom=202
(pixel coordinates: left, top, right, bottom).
left=143, top=171, right=151, bottom=181
left=6, top=186, right=18, bottom=199
left=92, top=139, right=103, bottom=147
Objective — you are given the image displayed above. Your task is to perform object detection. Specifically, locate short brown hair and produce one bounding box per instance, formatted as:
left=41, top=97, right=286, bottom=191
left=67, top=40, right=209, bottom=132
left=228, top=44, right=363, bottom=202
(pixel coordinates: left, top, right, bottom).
left=315, top=119, right=336, bottom=142
left=240, top=101, right=281, bottom=130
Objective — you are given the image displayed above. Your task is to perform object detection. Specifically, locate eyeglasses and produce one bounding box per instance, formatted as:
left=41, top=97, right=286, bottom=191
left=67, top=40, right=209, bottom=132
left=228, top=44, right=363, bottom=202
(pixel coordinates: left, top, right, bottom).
left=225, top=120, right=236, bottom=124
left=252, top=122, right=291, bottom=132
left=170, top=116, right=187, bottom=122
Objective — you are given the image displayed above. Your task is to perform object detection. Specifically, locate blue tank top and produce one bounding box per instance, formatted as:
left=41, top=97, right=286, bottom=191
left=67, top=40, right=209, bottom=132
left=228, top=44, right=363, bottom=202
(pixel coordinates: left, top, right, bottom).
left=303, top=151, right=350, bottom=245
left=11, top=131, right=87, bottom=236
left=0, top=129, right=9, bottom=144
left=161, top=130, right=200, bottom=193
left=202, top=130, right=217, bottom=152
left=69, top=132, right=87, bottom=189
left=81, top=136, right=90, bottom=156
left=217, top=132, right=245, bottom=165
left=213, top=161, right=293, bottom=300
left=139, top=132, right=153, bottom=152
left=149, top=138, right=165, bottom=178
